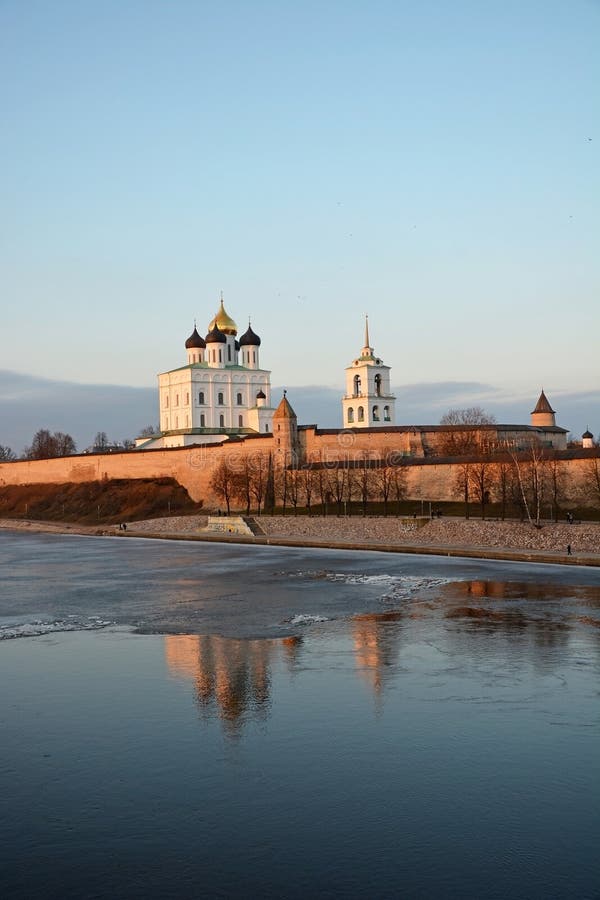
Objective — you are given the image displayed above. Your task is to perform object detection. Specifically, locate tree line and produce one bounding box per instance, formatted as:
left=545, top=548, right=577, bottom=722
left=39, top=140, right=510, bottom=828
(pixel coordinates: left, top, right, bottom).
left=0, top=424, right=158, bottom=461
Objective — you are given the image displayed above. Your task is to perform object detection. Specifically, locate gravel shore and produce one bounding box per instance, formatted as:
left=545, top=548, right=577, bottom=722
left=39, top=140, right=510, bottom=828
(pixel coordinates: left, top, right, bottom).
left=2, top=514, right=599, bottom=560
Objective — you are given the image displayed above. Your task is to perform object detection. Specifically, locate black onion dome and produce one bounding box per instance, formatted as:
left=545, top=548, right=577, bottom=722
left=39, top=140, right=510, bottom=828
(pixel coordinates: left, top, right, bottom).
left=185, top=326, right=205, bottom=349
left=256, top=389, right=266, bottom=400
left=239, top=324, right=261, bottom=346
left=583, top=429, right=593, bottom=439
left=205, top=323, right=226, bottom=344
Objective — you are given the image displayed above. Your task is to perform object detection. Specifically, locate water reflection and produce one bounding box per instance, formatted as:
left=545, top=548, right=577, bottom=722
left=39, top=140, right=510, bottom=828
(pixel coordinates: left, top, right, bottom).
left=443, top=578, right=600, bottom=605
left=165, top=634, right=303, bottom=735
left=352, top=611, right=403, bottom=696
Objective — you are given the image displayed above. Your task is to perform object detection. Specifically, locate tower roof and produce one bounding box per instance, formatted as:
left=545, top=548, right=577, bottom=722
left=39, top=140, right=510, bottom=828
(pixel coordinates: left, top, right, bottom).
left=185, top=326, right=206, bottom=349
left=273, top=391, right=297, bottom=419
left=205, top=322, right=226, bottom=344
left=239, top=323, right=261, bottom=346
left=208, top=295, right=237, bottom=335
left=531, top=390, right=555, bottom=415
left=583, top=428, right=593, bottom=439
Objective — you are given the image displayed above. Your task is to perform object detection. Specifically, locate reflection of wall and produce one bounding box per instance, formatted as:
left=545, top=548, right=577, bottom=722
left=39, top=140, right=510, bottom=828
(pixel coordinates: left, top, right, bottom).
left=164, top=634, right=302, bottom=733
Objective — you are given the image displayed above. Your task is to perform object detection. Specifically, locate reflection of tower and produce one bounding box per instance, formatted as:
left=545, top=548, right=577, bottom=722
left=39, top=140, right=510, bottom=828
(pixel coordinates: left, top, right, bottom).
left=352, top=612, right=403, bottom=697
left=164, top=634, right=282, bottom=734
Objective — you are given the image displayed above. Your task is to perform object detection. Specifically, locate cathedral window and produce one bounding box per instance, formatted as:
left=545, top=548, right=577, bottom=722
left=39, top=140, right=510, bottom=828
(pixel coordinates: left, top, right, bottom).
left=353, top=375, right=361, bottom=396
left=218, top=392, right=224, bottom=405
left=185, top=392, right=189, bottom=405
left=175, top=416, right=179, bottom=428
left=219, top=414, right=225, bottom=427
left=384, top=406, right=390, bottom=421
left=238, top=415, right=243, bottom=427
left=219, top=350, right=222, bottom=363
left=375, top=374, right=381, bottom=396
left=358, top=406, right=364, bottom=422
left=175, top=394, right=179, bottom=406
left=165, top=396, right=169, bottom=407
left=200, top=414, right=205, bottom=427
left=237, top=393, right=243, bottom=405
left=199, top=391, right=205, bottom=405
left=347, top=407, right=354, bottom=423
left=185, top=415, right=189, bottom=427
left=265, top=424, right=269, bottom=432
left=373, top=405, right=380, bottom=421
left=253, top=351, right=256, bottom=364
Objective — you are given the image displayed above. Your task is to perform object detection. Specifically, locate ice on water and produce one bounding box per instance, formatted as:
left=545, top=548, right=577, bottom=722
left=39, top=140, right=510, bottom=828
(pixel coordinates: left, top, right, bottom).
left=0, top=615, right=114, bottom=641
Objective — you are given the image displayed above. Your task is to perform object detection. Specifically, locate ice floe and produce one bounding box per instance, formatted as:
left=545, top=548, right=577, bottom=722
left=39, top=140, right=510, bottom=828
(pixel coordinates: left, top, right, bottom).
left=287, top=614, right=329, bottom=626
left=0, top=616, right=115, bottom=640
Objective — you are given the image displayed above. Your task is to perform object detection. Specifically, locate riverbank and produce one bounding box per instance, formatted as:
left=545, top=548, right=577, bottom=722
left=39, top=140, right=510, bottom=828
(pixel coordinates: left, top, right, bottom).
left=3, top=514, right=599, bottom=567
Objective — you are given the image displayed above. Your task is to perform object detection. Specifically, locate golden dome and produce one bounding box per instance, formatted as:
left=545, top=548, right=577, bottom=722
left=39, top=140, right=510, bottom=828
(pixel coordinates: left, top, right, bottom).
left=208, top=295, right=237, bottom=336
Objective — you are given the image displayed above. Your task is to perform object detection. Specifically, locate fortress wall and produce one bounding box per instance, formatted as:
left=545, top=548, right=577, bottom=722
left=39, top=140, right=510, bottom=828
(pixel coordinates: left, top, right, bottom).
left=300, top=427, right=417, bottom=461
left=1, top=438, right=598, bottom=509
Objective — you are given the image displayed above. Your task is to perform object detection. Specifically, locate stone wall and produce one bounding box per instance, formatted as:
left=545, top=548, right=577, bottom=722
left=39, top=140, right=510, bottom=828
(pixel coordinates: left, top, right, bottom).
left=1, top=435, right=598, bottom=509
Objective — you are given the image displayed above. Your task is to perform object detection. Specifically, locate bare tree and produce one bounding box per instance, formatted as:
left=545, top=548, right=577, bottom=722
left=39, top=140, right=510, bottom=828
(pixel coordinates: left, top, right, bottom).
left=0, top=445, right=16, bottom=461
left=468, top=461, right=493, bottom=519
left=249, top=453, right=269, bottom=515
left=94, top=431, right=109, bottom=449
left=509, top=441, right=548, bottom=527
left=438, top=407, right=497, bottom=456
left=581, top=457, right=600, bottom=510
left=390, top=463, right=408, bottom=515
left=24, top=429, right=76, bottom=459
left=139, top=425, right=158, bottom=437
left=546, top=458, right=567, bottom=521
left=286, top=468, right=302, bottom=515
left=325, top=462, right=348, bottom=516
left=454, top=460, right=472, bottom=518
left=211, top=458, right=237, bottom=514
left=301, top=465, right=316, bottom=516
left=440, top=407, right=497, bottom=426
left=353, top=454, right=376, bottom=516
left=491, top=460, right=512, bottom=520
left=231, top=455, right=253, bottom=515
left=373, top=449, right=398, bottom=516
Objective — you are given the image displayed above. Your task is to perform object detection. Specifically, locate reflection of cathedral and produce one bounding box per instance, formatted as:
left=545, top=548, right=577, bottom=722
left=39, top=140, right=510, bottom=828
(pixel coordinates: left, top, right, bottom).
left=164, top=634, right=302, bottom=734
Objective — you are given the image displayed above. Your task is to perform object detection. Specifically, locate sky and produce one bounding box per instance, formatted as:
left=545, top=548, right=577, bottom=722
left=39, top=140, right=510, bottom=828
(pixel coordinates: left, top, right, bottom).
left=1, top=0, right=598, bottom=447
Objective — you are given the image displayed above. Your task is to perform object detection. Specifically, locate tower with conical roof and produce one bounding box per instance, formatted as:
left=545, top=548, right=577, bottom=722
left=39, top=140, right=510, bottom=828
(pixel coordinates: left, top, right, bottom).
left=273, top=390, right=300, bottom=464
left=341, top=317, right=396, bottom=428
left=530, top=390, right=556, bottom=428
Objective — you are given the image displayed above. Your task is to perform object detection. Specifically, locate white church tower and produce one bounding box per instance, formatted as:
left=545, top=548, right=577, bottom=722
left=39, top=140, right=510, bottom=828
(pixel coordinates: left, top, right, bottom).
left=342, top=317, right=396, bottom=428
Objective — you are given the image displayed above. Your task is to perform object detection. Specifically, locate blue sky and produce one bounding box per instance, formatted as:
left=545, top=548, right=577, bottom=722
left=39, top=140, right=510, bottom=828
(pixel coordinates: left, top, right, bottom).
left=1, top=0, right=598, bottom=429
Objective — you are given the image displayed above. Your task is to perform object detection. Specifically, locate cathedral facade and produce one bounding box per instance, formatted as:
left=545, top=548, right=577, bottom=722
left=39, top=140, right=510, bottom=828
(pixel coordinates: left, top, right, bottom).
left=139, top=297, right=275, bottom=449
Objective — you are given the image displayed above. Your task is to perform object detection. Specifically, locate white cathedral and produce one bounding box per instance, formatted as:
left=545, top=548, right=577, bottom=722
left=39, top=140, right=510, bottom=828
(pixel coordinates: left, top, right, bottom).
left=138, top=296, right=276, bottom=448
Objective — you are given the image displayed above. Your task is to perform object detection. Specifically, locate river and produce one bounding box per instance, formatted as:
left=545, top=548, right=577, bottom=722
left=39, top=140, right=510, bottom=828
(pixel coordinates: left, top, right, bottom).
left=1, top=532, right=599, bottom=898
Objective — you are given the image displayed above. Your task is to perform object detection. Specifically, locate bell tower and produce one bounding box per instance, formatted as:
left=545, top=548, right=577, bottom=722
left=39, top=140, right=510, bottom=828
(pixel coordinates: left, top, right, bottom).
left=342, top=317, right=396, bottom=428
